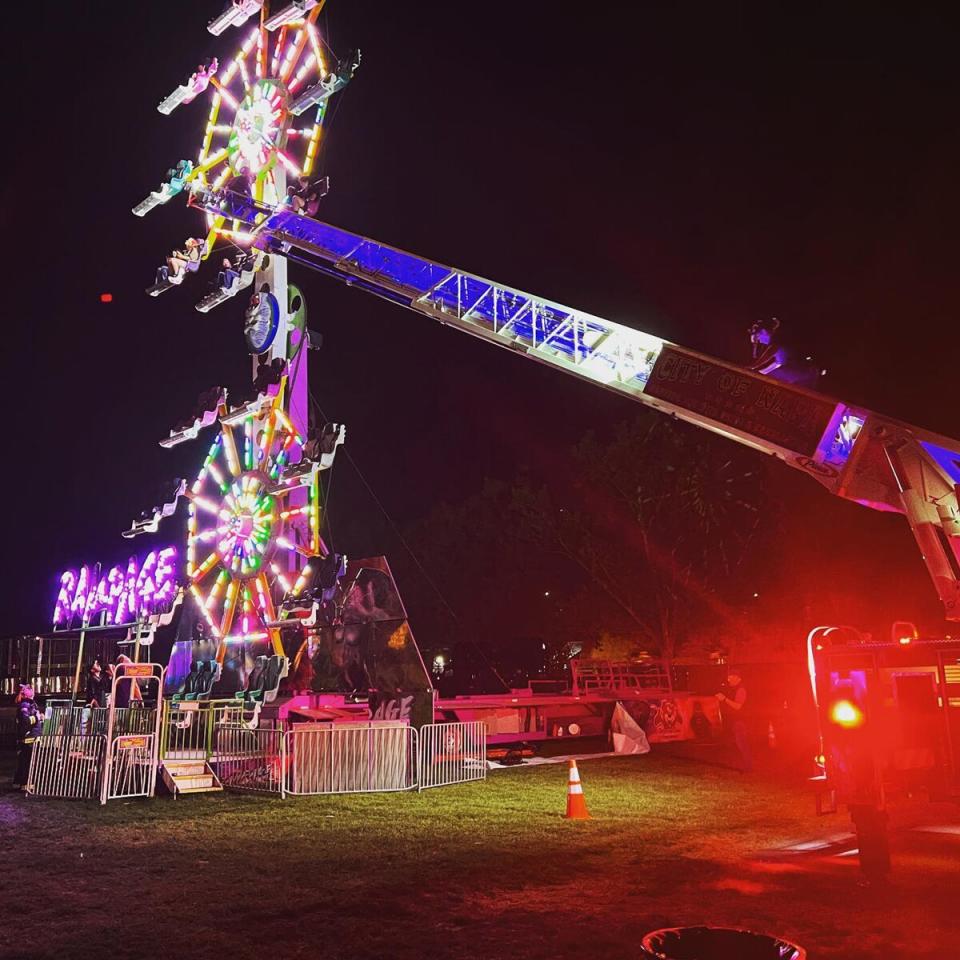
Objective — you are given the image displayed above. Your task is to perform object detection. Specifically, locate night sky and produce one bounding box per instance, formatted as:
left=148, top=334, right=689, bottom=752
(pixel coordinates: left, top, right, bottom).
left=4, top=3, right=959, bottom=635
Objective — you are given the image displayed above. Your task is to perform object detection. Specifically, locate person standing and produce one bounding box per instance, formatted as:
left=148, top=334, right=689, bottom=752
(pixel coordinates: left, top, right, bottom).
left=80, top=659, right=108, bottom=735
left=716, top=669, right=752, bottom=773
left=109, top=655, right=143, bottom=711
left=13, top=684, right=44, bottom=790
left=84, top=659, right=108, bottom=708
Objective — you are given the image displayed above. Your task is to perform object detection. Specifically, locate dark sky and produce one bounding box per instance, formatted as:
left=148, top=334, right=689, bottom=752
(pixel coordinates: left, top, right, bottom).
left=3, top=2, right=959, bottom=633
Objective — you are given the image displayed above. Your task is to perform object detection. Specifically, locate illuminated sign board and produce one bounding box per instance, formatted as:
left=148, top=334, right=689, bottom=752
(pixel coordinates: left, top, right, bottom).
left=644, top=346, right=838, bottom=457
left=52, top=547, right=178, bottom=629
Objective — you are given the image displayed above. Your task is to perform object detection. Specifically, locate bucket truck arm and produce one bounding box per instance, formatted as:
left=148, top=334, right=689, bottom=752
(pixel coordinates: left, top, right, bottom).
left=188, top=188, right=960, bottom=619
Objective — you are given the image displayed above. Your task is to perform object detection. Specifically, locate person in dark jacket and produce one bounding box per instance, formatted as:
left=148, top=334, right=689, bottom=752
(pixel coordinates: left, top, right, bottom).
left=14, top=684, right=43, bottom=789
left=716, top=669, right=752, bottom=773
left=84, top=659, right=108, bottom=708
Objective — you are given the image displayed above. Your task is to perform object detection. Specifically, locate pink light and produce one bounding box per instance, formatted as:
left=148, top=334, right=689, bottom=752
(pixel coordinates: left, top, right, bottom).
left=215, top=83, right=239, bottom=110
left=224, top=632, right=267, bottom=643
left=53, top=570, right=77, bottom=625
left=275, top=148, right=301, bottom=177
left=70, top=566, right=92, bottom=620
left=135, top=551, right=158, bottom=610
left=53, top=549, right=178, bottom=627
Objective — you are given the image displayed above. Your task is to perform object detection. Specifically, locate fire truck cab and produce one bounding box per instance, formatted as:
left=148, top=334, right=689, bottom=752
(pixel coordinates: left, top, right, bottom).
left=811, top=625, right=960, bottom=805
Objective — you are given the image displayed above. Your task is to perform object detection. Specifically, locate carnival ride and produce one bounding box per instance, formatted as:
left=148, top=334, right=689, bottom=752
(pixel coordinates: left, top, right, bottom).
left=125, top=0, right=960, bottom=705
left=131, top=2, right=355, bottom=701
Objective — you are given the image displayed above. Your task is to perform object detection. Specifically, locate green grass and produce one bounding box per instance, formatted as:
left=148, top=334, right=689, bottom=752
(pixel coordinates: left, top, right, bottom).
left=2, top=753, right=958, bottom=959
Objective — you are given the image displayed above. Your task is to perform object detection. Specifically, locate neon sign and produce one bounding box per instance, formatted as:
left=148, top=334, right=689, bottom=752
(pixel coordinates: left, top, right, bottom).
left=53, top=547, right=178, bottom=628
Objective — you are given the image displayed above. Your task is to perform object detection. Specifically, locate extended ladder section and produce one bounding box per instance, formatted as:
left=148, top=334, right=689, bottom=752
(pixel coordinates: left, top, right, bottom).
left=189, top=189, right=960, bottom=619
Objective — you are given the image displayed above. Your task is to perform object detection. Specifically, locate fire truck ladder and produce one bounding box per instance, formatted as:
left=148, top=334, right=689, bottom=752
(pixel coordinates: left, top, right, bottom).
left=190, top=189, right=960, bottom=620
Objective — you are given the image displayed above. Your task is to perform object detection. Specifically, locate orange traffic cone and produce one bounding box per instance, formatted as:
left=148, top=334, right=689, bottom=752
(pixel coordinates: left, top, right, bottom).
left=564, top=759, right=591, bottom=820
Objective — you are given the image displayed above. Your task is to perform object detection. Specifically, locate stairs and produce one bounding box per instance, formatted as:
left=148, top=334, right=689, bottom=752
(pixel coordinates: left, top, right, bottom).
left=161, top=759, right=223, bottom=796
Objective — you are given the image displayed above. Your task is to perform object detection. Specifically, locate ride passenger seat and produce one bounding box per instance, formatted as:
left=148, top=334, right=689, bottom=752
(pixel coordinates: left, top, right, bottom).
left=238, top=655, right=269, bottom=702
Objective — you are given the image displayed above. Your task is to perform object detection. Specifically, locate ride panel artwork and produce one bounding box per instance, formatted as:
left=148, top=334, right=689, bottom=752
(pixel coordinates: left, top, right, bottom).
left=285, top=559, right=434, bottom=727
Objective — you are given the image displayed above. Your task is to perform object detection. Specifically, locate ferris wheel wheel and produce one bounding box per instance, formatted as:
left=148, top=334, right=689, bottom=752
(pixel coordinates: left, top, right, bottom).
left=185, top=386, right=323, bottom=652
left=139, top=1, right=358, bottom=246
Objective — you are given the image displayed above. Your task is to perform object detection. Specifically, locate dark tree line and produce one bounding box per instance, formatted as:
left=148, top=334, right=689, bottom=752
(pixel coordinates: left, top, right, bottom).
left=393, top=414, right=774, bottom=690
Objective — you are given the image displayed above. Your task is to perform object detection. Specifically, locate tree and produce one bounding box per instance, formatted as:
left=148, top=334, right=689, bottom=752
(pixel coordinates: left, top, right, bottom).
left=513, top=415, right=771, bottom=658
left=396, top=415, right=771, bottom=688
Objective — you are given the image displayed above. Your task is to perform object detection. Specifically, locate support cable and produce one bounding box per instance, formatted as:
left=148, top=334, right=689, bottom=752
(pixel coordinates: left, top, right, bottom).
left=307, top=388, right=508, bottom=691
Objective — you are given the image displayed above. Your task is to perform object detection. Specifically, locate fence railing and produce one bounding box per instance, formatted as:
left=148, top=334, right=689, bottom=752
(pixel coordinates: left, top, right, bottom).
left=27, top=734, right=106, bottom=800
left=283, top=722, right=418, bottom=796
left=102, top=733, right=159, bottom=803
left=160, top=700, right=253, bottom=761
left=161, top=701, right=214, bottom=760
left=44, top=705, right=157, bottom=739
left=214, top=724, right=284, bottom=794
left=570, top=659, right=673, bottom=696
left=418, top=722, right=487, bottom=790
left=29, top=714, right=489, bottom=801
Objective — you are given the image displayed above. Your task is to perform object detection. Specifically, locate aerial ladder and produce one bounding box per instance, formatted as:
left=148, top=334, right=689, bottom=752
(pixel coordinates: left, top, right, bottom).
left=179, top=186, right=960, bottom=621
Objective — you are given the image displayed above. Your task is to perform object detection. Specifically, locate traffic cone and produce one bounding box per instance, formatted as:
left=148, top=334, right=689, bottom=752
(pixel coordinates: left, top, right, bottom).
left=564, top=759, right=591, bottom=820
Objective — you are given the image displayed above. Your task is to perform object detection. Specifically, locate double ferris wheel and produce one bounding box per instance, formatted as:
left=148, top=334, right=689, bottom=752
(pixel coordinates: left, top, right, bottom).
left=137, top=1, right=353, bottom=664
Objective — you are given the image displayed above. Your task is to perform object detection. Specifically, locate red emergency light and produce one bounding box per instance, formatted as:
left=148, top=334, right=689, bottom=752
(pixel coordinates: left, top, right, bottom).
left=829, top=698, right=864, bottom=729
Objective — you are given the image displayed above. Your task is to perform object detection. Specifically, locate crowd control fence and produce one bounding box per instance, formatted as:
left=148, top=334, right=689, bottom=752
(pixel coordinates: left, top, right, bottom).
left=417, top=721, right=487, bottom=790
left=27, top=734, right=106, bottom=800
left=28, top=711, right=488, bottom=801
left=214, top=723, right=284, bottom=794
left=283, top=722, right=418, bottom=797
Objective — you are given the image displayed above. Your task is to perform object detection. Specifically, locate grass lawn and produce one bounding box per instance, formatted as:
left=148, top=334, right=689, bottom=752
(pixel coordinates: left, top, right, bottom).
left=2, top=750, right=957, bottom=959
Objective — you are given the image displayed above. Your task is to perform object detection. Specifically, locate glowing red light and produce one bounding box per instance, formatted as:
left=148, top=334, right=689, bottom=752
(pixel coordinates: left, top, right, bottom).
left=100, top=293, right=113, bottom=303
left=830, top=699, right=864, bottom=728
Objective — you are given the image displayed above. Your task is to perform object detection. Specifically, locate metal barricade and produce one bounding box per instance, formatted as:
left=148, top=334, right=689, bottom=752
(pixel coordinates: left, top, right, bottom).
left=215, top=723, right=283, bottom=794
left=283, top=722, right=418, bottom=796
left=102, top=733, right=158, bottom=802
left=161, top=701, right=214, bottom=760
left=418, top=722, right=487, bottom=790
left=161, top=700, right=257, bottom=761
left=112, top=706, right=157, bottom=736
left=100, top=663, right=164, bottom=804
left=27, top=734, right=106, bottom=800
left=209, top=701, right=254, bottom=755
